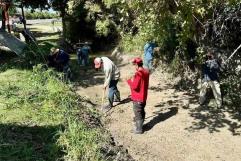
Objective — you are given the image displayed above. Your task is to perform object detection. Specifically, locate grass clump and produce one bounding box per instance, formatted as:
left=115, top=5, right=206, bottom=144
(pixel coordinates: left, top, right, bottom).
left=0, top=64, right=104, bottom=161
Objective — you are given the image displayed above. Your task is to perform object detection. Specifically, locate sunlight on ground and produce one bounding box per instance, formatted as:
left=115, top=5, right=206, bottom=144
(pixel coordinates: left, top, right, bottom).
left=17, top=22, right=62, bottom=43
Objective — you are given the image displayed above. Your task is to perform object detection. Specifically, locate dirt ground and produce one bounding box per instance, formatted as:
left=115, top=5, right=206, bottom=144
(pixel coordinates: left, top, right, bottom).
left=76, top=55, right=241, bottom=161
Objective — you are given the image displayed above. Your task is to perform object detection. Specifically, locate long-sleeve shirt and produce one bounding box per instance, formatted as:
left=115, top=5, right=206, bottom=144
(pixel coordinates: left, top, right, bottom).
left=101, top=57, right=120, bottom=87
left=81, top=45, right=91, bottom=57
left=127, top=67, right=149, bottom=103
left=144, top=42, right=157, bottom=61
left=55, top=50, right=69, bottom=66
left=202, top=59, right=220, bottom=81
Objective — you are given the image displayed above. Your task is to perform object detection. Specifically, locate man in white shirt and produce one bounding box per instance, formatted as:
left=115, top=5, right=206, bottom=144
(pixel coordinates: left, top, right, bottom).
left=94, top=57, right=121, bottom=110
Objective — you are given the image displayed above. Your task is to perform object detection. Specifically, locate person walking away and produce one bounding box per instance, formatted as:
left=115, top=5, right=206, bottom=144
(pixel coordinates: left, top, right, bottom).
left=199, top=51, right=222, bottom=108
left=94, top=57, right=121, bottom=111
left=127, top=58, right=150, bottom=134
left=143, top=40, right=157, bottom=72
left=76, top=47, right=82, bottom=65
left=80, top=42, right=91, bottom=70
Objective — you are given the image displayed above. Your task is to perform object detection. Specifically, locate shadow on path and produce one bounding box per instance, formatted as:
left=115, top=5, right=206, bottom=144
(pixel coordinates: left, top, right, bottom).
left=144, top=107, right=178, bottom=132
left=0, top=123, right=63, bottom=161
left=114, top=97, right=132, bottom=107
left=186, top=105, right=241, bottom=135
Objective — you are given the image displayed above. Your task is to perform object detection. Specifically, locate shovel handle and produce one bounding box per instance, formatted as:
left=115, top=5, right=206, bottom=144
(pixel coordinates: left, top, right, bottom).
left=101, top=89, right=105, bottom=105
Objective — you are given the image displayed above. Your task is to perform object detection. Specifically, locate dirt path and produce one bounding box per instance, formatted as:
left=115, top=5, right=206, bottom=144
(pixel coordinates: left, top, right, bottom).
left=76, top=55, right=241, bottom=161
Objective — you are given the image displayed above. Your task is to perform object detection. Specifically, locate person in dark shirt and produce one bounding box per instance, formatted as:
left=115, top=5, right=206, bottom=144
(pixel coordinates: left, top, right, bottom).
left=48, top=48, right=70, bottom=72
left=199, top=51, right=222, bottom=108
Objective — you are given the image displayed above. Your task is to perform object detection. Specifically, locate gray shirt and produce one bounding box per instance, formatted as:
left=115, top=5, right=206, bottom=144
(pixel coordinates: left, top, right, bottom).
left=101, top=57, right=120, bottom=87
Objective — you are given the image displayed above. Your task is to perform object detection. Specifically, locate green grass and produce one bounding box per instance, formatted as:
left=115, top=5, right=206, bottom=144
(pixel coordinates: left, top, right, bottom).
left=0, top=23, right=106, bottom=161
left=0, top=65, right=104, bottom=161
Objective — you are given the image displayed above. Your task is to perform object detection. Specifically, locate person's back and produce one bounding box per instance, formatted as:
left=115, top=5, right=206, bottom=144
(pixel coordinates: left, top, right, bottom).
left=55, top=50, right=70, bottom=73
left=80, top=44, right=91, bottom=67
left=81, top=45, right=90, bottom=57
left=143, top=42, right=157, bottom=71
left=144, top=42, right=156, bottom=60
left=56, top=50, right=69, bottom=65
left=47, top=53, right=57, bottom=68
left=101, top=57, right=120, bottom=81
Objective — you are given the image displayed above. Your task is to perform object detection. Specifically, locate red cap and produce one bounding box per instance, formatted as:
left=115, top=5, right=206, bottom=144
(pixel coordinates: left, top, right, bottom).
left=94, top=57, right=102, bottom=68
left=132, top=57, right=143, bottom=65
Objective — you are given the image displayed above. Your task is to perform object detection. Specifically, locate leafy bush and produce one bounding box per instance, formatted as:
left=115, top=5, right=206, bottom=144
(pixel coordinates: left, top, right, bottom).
left=201, top=3, right=241, bottom=109
left=25, top=11, right=59, bottom=19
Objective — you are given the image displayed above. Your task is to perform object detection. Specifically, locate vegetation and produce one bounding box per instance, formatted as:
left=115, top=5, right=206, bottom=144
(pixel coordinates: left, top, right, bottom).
left=0, top=23, right=104, bottom=161
left=41, top=0, right=241, bottom=108
left=0, top=63, right=104, bottom=160
left=0, top=20, right=133, bottom=160
left=1, top=0, right=241, bottom=160
left=25, top=10, right=59, bottom=20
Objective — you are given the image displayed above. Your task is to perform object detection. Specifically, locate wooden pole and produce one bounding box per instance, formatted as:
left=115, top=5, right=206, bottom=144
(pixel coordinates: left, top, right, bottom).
left=101, top=89, right=105, bottom=106
left=224, top=44, right=241, bottom=64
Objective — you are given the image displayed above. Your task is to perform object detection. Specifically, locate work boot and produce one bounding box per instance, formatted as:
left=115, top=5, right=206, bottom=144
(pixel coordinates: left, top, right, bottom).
left=131, top=120, right=143, bottom=134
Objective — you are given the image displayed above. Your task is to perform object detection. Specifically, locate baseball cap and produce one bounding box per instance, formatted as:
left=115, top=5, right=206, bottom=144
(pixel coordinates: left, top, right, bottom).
left=50, top=47, right=59, bottom=55
left=94, top=57, right=102, bottom=69
left=132, top=57, right=143, bottom=65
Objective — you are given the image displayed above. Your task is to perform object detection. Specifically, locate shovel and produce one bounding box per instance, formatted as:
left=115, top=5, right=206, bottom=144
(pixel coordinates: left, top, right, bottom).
left=101, top=89, right=105, bottom=106
left=101, top=88, right=112, bottom=113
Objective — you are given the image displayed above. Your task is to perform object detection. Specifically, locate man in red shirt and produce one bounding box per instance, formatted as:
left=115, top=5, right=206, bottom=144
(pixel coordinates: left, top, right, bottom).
left=127, top=57, right=150, bottom=134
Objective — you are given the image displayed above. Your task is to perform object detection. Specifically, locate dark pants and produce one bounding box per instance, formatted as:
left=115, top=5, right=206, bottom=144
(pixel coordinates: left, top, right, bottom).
left=77, top=53, right=82, bottom=65
left=77, top=54, right=88, bottom=66
left=108, top=79, right=120, bottom=107
left=144, top=59, right=153, bottom=72
left=133, top=101, right=146, bottom=121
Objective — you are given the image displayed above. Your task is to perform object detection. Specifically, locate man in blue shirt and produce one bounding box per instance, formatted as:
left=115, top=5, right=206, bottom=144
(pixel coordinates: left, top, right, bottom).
left=48, top=48, right=70, bottom=72
left=143, top=41, right=157, bottom=72
left=199, top=51, right=222, bottom=108
left=78, top=42, right=91, bottom=67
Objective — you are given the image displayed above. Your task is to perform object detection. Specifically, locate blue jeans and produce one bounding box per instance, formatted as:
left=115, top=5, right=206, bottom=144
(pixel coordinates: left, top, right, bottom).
left=108, top=79, right=120, bottom=107
left=77, top=54, right=89, bottom=66
left=77, top=53, right=82, bottom=65
left=144, top=59, right=153, bottom=72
